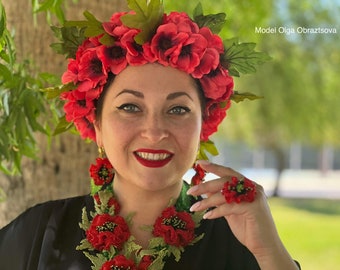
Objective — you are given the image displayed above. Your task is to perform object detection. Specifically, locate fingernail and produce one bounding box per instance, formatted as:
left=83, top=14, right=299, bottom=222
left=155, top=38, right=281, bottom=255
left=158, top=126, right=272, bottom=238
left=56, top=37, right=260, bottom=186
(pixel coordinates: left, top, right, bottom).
left=190, top=201, right=201, bottom=212
left=203, top=211, right=212, bottom=219
left=187, top=185, right=198, bottom=195
left=196, top=160, right=211, bottom=165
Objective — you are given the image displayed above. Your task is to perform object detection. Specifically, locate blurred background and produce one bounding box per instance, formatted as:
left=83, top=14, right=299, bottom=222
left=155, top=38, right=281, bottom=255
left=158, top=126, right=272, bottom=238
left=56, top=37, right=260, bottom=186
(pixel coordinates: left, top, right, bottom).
left=0, top=0, right=339, bottom=269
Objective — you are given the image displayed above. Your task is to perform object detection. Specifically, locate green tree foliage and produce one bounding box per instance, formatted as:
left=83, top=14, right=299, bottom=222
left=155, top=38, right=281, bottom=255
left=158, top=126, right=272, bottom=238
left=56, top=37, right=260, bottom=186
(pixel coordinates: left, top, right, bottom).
left=224, top=0, right=340, bottom=146
left=0, top=2, right=56, bottom=174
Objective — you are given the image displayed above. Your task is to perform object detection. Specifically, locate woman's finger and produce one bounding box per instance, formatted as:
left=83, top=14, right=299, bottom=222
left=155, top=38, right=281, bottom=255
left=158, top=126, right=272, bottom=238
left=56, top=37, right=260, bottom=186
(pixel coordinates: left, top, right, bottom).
left=197, top=160, right=243, bottom=178
left=187, top=177, right=226, bottom=197
left=189, top=190, right=225, bottom=212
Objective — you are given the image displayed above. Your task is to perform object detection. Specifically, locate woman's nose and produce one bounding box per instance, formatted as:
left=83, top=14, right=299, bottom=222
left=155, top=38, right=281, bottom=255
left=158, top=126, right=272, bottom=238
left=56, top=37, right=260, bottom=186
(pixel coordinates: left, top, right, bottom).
left=140, top=113, right=169, bottom=143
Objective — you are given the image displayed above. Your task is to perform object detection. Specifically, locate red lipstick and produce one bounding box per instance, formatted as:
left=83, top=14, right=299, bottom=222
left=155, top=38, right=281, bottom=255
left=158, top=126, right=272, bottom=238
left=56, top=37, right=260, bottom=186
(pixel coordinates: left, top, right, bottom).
left=134, top=149, right=173, bottom=168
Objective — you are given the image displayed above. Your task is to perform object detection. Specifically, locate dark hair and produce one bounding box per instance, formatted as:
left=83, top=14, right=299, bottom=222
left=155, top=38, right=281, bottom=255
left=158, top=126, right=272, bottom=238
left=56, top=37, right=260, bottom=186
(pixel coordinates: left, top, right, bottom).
left=94, top=72, right=206, bottom=121
left=95, top=73, right=116, bottom=120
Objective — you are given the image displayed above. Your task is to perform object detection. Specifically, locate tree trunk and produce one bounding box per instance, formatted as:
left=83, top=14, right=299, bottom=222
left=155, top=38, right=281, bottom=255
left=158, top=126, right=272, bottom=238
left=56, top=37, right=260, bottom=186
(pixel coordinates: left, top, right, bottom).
left=270, top=144, right=286, bottom=197
left=0, top=0, right=127, bottom=228
left=319, top=145, right=334, bottom=176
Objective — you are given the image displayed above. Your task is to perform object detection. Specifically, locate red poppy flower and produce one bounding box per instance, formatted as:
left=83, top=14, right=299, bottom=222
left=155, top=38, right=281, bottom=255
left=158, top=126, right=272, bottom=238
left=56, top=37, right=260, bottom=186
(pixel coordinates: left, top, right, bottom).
left=164, top=12, right=199, bottom=34
left=61, top=90, right=94, bottom=122
left=150, top=23, right=188, bottom=66
left=97, top=43, right=128, bottom=75
left=191, top=164, right=206, bottom=186
left=89, top=157, right=114, bottom=186
left=73, top=117, right=96, bottom=141
left=62, top=58, right=79, bottom=84
left=192, top=48, right=220, bottom=79
left=199, top=27, right=224, bottom=53
left=169, top=33, right=207, bottom=73
left=121, top=29, right=149, bottom=65
left=77, top=49, right=108, bottom=87
left=103, top=13, right=129, bottom=36
left=153, top=206, right=195, bottom=247
left=86, top=213, right=131, bottom=251
left=221, top=176, right=257, bottom=203
left=100, top=255, right=137, bottom=270
left=200, top=66, right=234, bottom=100
left=201, top=100, right=231, bottom=141
left=192, top=27, right=224, bottom=78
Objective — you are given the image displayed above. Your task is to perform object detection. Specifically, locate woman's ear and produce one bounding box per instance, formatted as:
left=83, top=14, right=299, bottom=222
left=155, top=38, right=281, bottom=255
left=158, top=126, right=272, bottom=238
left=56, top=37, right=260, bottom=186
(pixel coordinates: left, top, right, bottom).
left=94, top=120, right=102, bottom=147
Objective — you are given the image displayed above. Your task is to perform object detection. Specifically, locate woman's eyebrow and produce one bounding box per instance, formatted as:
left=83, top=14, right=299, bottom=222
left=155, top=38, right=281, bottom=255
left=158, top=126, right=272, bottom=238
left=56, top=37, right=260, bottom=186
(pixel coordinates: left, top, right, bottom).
left=115, top=89, right=144, bottom=98
left=167, top=92, right=193, bottom=101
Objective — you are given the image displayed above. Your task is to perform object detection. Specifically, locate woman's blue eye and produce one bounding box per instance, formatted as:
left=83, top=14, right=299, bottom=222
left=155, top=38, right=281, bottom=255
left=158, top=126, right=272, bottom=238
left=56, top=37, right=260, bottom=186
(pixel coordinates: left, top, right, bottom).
left=117, top=104, right=140, bottom=113
left=169, top=106, right=191, bottom=115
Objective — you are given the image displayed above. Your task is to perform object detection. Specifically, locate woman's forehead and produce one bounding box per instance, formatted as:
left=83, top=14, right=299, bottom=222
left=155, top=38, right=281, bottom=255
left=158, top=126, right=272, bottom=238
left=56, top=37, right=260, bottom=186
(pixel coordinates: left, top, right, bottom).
left=107, top=64, right=198, bottom=95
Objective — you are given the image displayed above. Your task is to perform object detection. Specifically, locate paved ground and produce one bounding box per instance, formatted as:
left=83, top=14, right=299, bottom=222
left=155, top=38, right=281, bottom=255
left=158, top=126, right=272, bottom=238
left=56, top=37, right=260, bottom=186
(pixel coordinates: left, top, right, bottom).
left=185, top=169, right=340, bottom=199
left=240, top=169, right=340, bottom=199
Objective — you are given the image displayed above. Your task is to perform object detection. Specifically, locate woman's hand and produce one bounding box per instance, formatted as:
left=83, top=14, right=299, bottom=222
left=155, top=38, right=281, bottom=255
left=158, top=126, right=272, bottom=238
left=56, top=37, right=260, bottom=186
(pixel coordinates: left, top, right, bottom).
left=187, top=161, right=299, bottom=270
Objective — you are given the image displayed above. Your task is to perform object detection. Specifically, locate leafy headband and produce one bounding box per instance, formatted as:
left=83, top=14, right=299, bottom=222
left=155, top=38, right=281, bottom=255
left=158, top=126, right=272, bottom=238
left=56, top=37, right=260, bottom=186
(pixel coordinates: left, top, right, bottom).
left=48, top=0, right=270, bottom=158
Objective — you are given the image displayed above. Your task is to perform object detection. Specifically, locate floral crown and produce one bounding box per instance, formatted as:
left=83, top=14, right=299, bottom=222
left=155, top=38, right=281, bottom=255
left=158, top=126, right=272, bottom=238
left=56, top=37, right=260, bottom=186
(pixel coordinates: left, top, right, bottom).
left=49, top=0, right=269, bottom=158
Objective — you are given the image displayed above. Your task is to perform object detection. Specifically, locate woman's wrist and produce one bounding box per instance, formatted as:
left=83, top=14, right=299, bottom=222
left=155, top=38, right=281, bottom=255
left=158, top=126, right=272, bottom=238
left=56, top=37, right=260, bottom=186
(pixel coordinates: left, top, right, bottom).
left=254, top=240, right=300, bottom=270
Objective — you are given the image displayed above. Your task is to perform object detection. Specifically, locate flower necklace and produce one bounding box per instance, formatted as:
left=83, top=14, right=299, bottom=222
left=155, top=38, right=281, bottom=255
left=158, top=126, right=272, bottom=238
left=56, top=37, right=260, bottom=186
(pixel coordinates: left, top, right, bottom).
left=77, top=157, right=205, bottom=270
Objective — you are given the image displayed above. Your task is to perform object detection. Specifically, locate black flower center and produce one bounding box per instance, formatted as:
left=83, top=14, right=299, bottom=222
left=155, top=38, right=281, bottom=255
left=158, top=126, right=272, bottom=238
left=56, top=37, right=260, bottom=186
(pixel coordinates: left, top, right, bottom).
left=96, top=221, right=116, bottom=232
left=77, top=99, right=86, bottom=107
left=163, top=216, right=187, bottom=230
left=180, top=45, right=191, bottom=57
left=90, top=58, right=103, bottom=74
left=98, top=166, right=110, bottom=180
left=159, top=36, right=172, bottom=51
left=110, top=46, right=125, bottom=59
left=208, top=68, right=219, bottom=78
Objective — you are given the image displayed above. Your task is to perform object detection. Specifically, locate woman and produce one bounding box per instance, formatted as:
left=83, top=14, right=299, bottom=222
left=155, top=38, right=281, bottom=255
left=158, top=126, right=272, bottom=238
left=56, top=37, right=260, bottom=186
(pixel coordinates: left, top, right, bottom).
left=0, top=1, right=300, bottom=269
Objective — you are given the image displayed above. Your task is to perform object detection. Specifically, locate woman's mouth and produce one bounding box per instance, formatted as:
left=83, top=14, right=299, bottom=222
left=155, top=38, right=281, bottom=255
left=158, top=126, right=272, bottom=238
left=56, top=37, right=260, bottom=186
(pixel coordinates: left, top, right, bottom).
left=134, top=149, right=173, bottom=168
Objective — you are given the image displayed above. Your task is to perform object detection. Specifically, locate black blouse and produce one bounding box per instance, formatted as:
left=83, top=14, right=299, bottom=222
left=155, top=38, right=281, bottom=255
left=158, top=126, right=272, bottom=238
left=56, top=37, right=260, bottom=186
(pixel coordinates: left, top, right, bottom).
left=0, top=195, right=298, bottom=270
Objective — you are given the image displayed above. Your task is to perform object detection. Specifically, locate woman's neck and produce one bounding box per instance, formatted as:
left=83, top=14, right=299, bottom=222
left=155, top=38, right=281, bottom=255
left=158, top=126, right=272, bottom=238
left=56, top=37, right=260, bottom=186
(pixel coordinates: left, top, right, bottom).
left=112, top=177, right=183, bottom=248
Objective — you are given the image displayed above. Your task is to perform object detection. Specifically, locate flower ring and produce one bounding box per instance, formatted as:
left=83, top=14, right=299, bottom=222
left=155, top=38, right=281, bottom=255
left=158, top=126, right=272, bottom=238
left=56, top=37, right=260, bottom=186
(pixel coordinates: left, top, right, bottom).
left=221, top=176, right=256, bottom=203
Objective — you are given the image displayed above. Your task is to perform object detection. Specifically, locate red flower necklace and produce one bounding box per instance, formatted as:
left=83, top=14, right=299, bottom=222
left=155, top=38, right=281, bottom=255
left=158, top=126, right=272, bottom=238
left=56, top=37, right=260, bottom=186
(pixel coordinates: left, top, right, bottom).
left=77, top=158, right=204, bottom=270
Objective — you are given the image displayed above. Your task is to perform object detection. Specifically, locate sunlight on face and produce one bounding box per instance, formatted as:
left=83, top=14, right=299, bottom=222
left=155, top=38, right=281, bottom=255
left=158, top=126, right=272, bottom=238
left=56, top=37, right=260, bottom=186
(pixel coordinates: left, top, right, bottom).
left=95, top=63, right=202, bottom=192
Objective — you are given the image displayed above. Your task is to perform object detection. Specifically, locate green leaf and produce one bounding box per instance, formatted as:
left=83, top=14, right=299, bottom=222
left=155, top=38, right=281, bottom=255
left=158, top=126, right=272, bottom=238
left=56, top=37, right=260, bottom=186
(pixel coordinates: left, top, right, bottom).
left=0, top=2, right=6, bottom=37
left=50, top=25, right=86, bottom=58
left=122, top=236, right=142, bottom=258
left=168, top=245, right=182, bottom=261
left=90, top=178, right=101, bottom=196
left=121, top=0, right=164, bottom=44
left=191, top=232, right=205, bottom=245
left=53, top=115, right=74, bottom=135
left=32, top=0, right=66, bottom=24
left=79, top=207, right=90, bottom=231
left=41, top=83, right=75, bottom=99
left=197, top=140, right=219, bottom=160
left=76, top=238, right=93, bottom=251
left=193, top=3, right=226, bottom=34
left=83, top=251, right=107, bottom=270
left=0, top=63, right=11, bottom=79
left=99, top=34, right=115, bottom=47
left=65, top=10, right=104, bottom=37
left=230, top=91, right=264, bottom=103
left=191, top=211, right=205, bottom=225
left=222, top=38, right=272, bottom=77
left=23, top=91, right=47, bottom=134
left=148, top=236, right=166, bottom=249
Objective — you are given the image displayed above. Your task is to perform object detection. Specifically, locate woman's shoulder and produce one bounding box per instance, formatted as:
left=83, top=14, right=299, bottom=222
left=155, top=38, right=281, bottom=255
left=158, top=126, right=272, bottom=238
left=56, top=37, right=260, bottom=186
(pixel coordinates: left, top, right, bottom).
left=0, top=195, right=93, bottom=269
left=0, top=194, right=91, bottom=237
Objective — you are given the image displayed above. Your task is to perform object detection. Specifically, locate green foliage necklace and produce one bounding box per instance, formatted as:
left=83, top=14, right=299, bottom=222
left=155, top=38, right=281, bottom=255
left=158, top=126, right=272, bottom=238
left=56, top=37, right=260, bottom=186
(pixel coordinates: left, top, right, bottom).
left=77, top=157, right=204, bottom=270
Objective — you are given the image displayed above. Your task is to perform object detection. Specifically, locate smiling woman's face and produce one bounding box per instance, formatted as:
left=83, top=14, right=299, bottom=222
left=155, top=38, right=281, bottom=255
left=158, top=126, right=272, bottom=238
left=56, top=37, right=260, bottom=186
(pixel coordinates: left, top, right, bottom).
left=94, top=63, right=203, bottom=192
